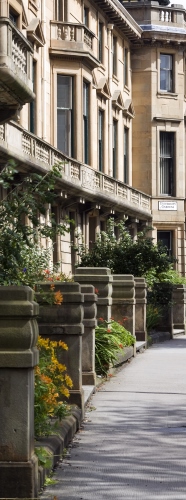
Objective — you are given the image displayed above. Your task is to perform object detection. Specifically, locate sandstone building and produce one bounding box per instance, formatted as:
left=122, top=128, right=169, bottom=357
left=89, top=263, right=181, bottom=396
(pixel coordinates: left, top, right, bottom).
left=0, top=0, right=185, bottom=274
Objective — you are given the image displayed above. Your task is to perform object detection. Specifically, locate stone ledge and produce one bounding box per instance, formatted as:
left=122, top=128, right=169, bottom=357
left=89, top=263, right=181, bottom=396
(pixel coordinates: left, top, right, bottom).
left=148, top=331, right=172, bottom=346
left=35, top=406, right=82, bottom=494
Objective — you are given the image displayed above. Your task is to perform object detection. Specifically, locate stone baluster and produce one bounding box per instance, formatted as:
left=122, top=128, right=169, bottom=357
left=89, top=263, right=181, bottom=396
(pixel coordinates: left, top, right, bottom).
left=64, top=26, right=68, bottom=39
left=36, top=282, right=85, bottom=415
left=135, top=277, right=147, bottom=343
left=80, top=285, right=97, bottom=386
left=57, top=26, right=61, bottom=39
left=112, top=275, right=136, bottom=338
left=0, top=286, right=39, bottom=498
left=70, top=26, right=75, bottom=40
left=75, top=267, right=113, bottom=322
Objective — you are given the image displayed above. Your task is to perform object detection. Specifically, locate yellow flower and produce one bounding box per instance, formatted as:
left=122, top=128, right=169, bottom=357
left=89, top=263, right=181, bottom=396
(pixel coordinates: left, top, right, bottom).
left=58, top=341, right=68, bottom=350
left=65, top=374, right=73, bottom=388
left=60, top=385, right=70, bottom=398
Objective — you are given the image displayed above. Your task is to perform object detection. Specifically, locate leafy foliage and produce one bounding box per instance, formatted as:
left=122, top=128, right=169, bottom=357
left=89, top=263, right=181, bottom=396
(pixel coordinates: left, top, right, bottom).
left=77, top=218, right=173, bottom=277
left=95, top=318, right=135, bottom=375
left=35, top=447, right=53, bottom=469
left=0, top=160, right=71, bottom=285
left=35, top=337, right=73, bottom=437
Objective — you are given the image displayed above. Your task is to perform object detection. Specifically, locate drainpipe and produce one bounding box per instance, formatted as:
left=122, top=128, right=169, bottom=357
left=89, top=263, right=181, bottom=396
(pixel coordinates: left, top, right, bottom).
left=41, top=0, right=46, bottom=141
left=107, top=24, right=113, bottom=177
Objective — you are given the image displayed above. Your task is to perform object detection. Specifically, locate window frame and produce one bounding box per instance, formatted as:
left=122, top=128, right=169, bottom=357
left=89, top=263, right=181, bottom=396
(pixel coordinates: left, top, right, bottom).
left=113, top=119, right=117, bottom=179
left=98, top=21, right=103, bottom=64
left=83, top=80, right=90, bottom=165
left=124, top=126, right=129, bottom=183
left=112, top=36, right=117, bottom=77
left=9, top=6, right=20, bottom=27
left=55, top=0, right=67, bottom=21
left=157, top=230, right=173, bottom=257
left=160, top=53, right=174, bottom=93
left=84, top=6, right=89, bottom=27
left=98, top=108, right=104, bottom=172
left=159, top=131, right=175, bottom=196
left=57, top=74, right=73, bottom=156
left=123, top=46, right=128, bottom=88
left=29, top=60, right=37, bottom=134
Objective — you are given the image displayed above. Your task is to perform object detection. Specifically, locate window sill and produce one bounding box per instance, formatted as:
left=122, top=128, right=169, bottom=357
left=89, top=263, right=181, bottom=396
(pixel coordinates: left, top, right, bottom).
left=157, top=91, right=178, bottom=99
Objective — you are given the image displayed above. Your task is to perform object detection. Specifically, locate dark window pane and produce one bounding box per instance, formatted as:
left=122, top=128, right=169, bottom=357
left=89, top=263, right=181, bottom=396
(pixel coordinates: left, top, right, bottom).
left=113, top=37, right=117, bottom=76
left=98, top=23, right=103, bottom=62
left=124, top=127, right=128, bottom=183
left=57, top=109, right=71, bottom=155
left=57, top=75, right=72, bottom=155
left=84, top=7, right=88, bottom=26
left=157, top=231, right=172, bottom=256
left=99, top=110, right=104, bottom=172
left=83, top=82, right=89, bottom=164
left=113, top=120, right=117, bottom=178
left=124, top=47, right=128, bottom=87
left=160, top=54, right=173, bottom=92
left=160, top=132, right=174, bottom=195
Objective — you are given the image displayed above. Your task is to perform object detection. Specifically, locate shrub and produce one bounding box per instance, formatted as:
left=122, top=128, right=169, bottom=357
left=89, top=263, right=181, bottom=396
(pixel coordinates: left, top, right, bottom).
left=77, top=218, right=174, bottom=278
left=95, top=318, right=135, bottom=375
left=35, top=337, right=73, bottom=437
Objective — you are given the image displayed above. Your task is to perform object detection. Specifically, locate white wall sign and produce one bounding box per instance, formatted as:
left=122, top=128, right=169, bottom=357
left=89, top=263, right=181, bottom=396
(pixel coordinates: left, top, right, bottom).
left=158, top=201, right=177, bottom=211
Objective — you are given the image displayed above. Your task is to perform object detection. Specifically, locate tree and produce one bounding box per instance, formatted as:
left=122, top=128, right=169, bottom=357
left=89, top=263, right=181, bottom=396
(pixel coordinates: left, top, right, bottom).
left=0, top=160, right=70, bottom=286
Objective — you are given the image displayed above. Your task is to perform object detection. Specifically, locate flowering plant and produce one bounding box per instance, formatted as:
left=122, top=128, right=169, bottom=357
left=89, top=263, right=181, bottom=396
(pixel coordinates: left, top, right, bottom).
left=35, top=283, right=63, bottom=306
left=33, top=268, right=74, bottom=305
left=35, top=336, right=73, bottom=436
left=95, top=318, right=135, bottom=375
left=42, top=269, right=73, bottom=283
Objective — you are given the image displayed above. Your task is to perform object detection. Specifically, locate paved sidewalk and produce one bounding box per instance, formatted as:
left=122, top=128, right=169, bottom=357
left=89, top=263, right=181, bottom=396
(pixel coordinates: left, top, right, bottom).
left=40, top=336, right=186, bottom=499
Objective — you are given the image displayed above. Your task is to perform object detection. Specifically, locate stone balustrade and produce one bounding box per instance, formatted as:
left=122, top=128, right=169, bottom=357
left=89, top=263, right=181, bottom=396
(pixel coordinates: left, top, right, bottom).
left=12, top=28, right=27, bottom=74
left=51, top=21, right=94, bottom=50
left=0, top=18, right=34, bottom=121
left=0, top=121, right=151, bottom=218
left=159, top=9, right=172, bottom=22
left=0, top=286, right=39, bottom=498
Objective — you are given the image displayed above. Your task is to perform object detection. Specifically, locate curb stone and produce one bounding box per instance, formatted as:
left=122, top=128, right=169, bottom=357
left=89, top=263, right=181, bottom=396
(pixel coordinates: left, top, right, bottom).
left=36, top=406, right=82, bottom=494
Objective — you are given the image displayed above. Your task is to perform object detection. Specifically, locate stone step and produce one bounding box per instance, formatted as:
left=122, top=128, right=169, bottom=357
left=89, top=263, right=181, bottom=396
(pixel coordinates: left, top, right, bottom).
left=136, top=341, right=146, bottom=351
left=173, top=329, right=185, bottom=336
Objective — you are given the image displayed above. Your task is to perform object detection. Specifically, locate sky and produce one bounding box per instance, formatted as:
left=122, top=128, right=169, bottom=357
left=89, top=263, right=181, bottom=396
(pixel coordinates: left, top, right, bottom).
left=174, top=0, right=186, bottom=8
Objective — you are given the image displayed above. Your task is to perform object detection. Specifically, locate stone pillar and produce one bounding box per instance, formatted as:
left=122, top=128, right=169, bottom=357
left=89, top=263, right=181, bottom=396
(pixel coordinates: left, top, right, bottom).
left=135, top=277, right=147, bottom=342
left=80, top=285, right=97, bottom=386
left=0, top=286, right=39, bottom=499
left=150, top=283, right=173, bottom=333
left=75, top=268, right=113, bottom=322
left=112, top=275, right=136, bottom=337
left=36, top=282, right=84, bottom=414
left=172, top=284, right=186, bottom=333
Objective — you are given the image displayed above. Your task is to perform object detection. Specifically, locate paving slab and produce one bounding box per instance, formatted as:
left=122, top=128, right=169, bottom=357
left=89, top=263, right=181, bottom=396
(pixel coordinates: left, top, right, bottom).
left=40, top=336, right=186, bottom=499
